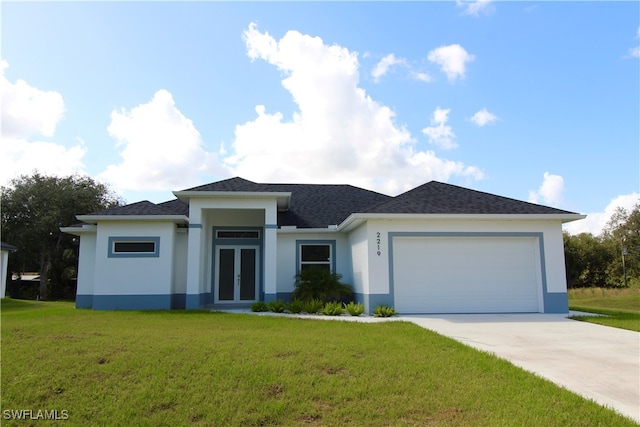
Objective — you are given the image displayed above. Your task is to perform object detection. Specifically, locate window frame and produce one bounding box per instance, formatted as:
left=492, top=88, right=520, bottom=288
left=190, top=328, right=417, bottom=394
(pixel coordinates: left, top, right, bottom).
left=108, top=236, right=160, bottom=258
left=215, top=230, right=261, bottom=239
left=296, top=240, right=336, bottom=273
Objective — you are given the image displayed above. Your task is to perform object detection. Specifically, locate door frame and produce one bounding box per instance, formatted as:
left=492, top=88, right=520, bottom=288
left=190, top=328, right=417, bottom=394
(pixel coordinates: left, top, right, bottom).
left=214, top=245, right=260, bottom=303
left=211, top=226, right=264, bottom=304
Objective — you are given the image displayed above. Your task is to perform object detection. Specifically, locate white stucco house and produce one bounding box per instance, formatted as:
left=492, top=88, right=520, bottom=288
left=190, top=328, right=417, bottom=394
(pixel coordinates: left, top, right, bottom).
left=61, top=177, right=585, bottom=314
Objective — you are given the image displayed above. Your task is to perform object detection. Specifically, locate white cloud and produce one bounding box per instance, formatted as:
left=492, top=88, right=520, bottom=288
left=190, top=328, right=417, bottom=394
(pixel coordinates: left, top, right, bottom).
left=226, top=23, right=483, bottom=195
left=410, top=71, right=433, bottom=83
left=0, top=60, right=86, bottom=185
left=457, top=0, right=495, bottom=17
left=427, top=44, right=474, bottom=82
left=99, top=89, right=229, bottom=191
left=371, top=54, right=405, bottom=82
left=528, top=172, right=564, bottom=207
left=626, top=27, right=640, bottom=58
left=422, top=107, right=457, bottom=150
left=0, top=137, right=86, bottom=185
left=564, top=193, right=640, bottom=236
left=469, top=108, right=498, bottom=126
left=1, top=60, right=65, bottom=139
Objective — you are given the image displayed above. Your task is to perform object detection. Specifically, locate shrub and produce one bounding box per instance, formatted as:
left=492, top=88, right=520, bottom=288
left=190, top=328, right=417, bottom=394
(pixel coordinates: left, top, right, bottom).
left=285, top=300, right=304, bottom=314
left=292, top=267, right=353, bottom=302
left=250, top=301, right=268, bottom=312
left=267, top=300, right=285, bottom=313
left=344, top=301, right=364, bottom=316
left=373, top=305, right=396, bottom=317
left=302, top=298, right=324, bottom=314
left=322, top=301, right=344, bottom=316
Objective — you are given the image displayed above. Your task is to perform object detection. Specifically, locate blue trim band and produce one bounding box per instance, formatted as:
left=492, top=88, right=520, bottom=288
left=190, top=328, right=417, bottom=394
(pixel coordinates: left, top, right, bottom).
left=91, top=294, right=174, bottom=310
left=265, top=224, right=278, bottom=229
left=75, top=294, right=93, bottom=309
left=188, top=224, right=203, bottom=229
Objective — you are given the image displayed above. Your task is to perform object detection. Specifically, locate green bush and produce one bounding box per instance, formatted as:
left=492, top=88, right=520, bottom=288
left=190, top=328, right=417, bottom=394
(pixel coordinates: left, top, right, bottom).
left=322, top=301, right=344, bottom=316
left=285, top=300, right=304, bottom=314
left=267, top=300, right=285, bottom=313
left=302, top=298, right=324, bottom=314
left=250, top=301, right=268, bottom=312
left=344, top=301, right=364, bottom=316
left=292, top=267, right=353, bottom=302
left=373, top=305, right=396, bottom=317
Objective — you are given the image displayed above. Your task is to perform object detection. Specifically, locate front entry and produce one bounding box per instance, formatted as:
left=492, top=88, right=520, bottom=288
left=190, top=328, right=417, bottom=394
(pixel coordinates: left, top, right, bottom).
left=214, top=246, right=259, bottom=303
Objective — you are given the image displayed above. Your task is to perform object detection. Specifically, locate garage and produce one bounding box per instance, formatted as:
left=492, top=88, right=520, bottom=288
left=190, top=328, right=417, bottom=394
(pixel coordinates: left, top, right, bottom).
left=392, top=236, right=541, bottom=314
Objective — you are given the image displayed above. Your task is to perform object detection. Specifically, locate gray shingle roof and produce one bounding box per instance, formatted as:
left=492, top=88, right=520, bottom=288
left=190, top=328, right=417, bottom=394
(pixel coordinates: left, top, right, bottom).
left=85, top=177, right=578, bottom=227
left=89, top=200, right=185, bottom=216
left=180, top=178, right=391, bottom=228
left=365, top=181, right=576, bottom=215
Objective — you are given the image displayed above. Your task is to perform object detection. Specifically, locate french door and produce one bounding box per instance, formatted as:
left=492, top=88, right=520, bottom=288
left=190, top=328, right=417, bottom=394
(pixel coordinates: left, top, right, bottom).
left=214, top=246, right=259, bottom=303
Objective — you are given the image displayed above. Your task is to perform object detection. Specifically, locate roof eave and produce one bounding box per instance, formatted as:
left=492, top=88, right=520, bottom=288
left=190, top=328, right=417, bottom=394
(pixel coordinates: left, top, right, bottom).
left=172, top=190, right=292, bottom=210
left=60, top=224, right=97, bottom=235
left=338, top=213, right=587, bottom=232
left=75, top=215, right=189, bottom=224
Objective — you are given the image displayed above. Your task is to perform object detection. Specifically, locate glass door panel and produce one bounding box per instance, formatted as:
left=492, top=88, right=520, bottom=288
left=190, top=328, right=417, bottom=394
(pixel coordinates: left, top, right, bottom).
left=240, top=248, right=257, bottom=300
left=218, top=248, right=235, bottom=301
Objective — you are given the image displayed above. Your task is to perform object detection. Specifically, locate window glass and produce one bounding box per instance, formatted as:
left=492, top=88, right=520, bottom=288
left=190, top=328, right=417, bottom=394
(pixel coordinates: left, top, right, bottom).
left=300, top=244, right=331, bottom=271
left=301, top=245, right=330, bottom=262
left=216, top=231, right=260, bottom=239
left=114, top=241, right=155, bottom=253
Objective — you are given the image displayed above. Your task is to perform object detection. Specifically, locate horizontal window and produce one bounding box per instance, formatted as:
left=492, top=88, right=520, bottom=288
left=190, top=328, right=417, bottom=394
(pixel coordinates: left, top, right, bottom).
left=114, top=241, right=156, bottom=253
left=108, top=237, right=160, bottom=258
left=299, top=243, right=333, bottom=272
left=216, top=230, right=260, bottom=239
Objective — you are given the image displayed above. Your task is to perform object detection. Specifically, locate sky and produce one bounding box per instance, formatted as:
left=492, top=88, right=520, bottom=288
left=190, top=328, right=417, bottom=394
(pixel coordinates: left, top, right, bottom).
left=1, top=1, right=638, bottom=235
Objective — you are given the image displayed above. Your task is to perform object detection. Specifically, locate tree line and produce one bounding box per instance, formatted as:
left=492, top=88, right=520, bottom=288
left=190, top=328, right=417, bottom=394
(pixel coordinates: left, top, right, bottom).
left=1, top=173, right=121, bottom=300
left=1, top=173, right=638, bottom=301
left=564, top=204, right=639, bottom=288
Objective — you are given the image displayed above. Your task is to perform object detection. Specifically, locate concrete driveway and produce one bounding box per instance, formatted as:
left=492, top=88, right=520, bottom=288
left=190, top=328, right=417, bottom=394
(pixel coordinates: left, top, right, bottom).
left=400, top=313, right=640, bottom=423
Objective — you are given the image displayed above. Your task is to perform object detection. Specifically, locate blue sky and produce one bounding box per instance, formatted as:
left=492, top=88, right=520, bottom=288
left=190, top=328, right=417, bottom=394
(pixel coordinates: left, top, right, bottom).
left=1, top=1, right=638, bottom=234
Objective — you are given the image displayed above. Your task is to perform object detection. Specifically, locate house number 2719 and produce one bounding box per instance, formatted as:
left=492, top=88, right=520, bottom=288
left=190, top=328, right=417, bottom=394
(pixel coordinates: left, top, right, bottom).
left=376, top=232, right=382, bottom=256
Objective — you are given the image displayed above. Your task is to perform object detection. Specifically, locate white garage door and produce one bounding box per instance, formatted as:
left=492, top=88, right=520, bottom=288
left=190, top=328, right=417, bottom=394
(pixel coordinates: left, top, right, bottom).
left=393, top=236, right=541, bottom=313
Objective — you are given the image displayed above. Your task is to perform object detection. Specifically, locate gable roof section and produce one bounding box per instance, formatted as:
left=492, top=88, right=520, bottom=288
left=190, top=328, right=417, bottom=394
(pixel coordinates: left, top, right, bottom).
left=365, top=181, right=577, bottom=215
left=271, top=184, right=390, bottom=228
left=181, top=177, right=273, bottom=192
left=77, top=200, right=189, bottom=225
left=179, top=177, right=391, bottom=228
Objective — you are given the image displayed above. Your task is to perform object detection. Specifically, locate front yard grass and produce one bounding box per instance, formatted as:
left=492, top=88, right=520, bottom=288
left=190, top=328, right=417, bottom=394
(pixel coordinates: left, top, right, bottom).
left=569, top=287, right=640, bottom=332
left=1, top=299, right=637, bottom=426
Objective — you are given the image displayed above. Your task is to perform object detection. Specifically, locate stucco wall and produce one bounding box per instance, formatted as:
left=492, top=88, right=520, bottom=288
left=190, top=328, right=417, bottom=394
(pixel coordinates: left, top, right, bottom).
left=173, top=229, right=188, bottom=295
left=93, top=221, right=176, bottom=297
left=347, top=223, right=369, bottom=295
left=76, top=233, right=97, bottom=307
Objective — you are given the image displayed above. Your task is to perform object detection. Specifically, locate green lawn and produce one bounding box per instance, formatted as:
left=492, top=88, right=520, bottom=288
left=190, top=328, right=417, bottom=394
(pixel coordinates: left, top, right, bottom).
left=1, top=299, right=637, bottom=426
left=569, top=287, right=640, bottom=332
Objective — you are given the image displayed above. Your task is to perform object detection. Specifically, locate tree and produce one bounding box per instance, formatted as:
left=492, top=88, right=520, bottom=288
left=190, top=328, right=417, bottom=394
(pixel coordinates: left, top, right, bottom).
left=602, top=204, right=640, bottom=286
left=564, top=202, right=640, bottom=288
left=563, top=231, right=613, bottom=288
left=1, top=173, right=122, bottom=300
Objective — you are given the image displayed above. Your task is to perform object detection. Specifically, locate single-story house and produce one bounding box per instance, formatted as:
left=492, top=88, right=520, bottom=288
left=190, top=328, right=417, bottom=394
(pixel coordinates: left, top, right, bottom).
left=61, top=177, right=585, bottom=314
left=1, top=242, right=18, bottom=298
